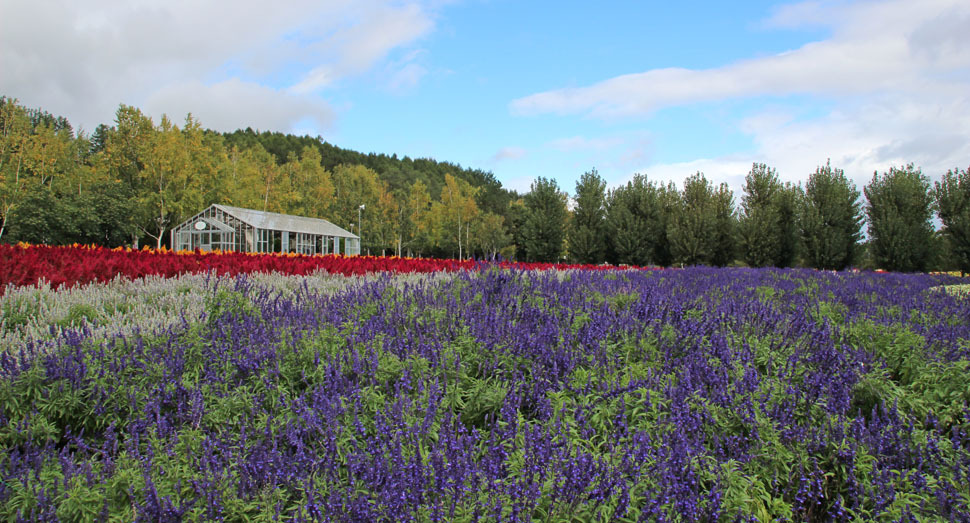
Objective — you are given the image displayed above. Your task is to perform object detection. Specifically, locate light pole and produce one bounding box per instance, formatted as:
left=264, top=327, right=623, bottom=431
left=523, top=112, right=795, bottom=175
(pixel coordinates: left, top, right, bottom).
left=358, top=204, right=364, bottom=255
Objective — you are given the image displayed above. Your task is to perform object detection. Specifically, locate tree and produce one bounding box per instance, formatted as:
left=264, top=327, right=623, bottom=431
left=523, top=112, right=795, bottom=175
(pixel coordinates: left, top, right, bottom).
left=668, top=172, right=736, bottom=266
left=101, top=107, right=206, bottom=248
left=330, top=164, right=398, bottom=254
left=739, top=163, right=778, bottom=267
left=935, top=166, right=970, bottom=275
left=799, top=161, right=864, bottom=270
left=568, top=168, right=607, bottom=264
left=432, top=173, right=479, bottom=259
left=401, top=180, right=432, bottom=256
left=653, top=182, right=680, bottom=267
left=471, top=212, right=510, bottom=260
left=738, top=163, right=800, bottom=268
left=224, top=144, right=274, bottom=210
left=710, top=181, right=738, bottom=267
left=284, top=145, right=334, bottom=218
left=3, top=190, right=81, bottom=245
left=82, top=181, right=139, bottom=247
left=0, top=97, right=31, bottom=241
left=605, top=174, right=663, bottom=266
left=519, top=177, right=568, bottom=262
left=864, top=164, right=935, bottom=272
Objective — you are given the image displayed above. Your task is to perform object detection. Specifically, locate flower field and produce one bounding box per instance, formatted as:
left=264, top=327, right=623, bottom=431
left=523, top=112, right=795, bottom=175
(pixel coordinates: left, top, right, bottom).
left=1, top=256, right=970, bottom=520
left=0, top=244, right=637, bottom=291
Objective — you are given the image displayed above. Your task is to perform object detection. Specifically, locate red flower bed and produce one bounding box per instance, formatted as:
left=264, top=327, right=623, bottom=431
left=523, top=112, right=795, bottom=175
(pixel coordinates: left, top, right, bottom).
left=0, top=244, right=650, bottom=291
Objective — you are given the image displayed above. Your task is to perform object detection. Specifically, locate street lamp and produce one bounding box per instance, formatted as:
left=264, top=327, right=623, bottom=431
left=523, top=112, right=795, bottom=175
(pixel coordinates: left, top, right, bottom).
left=358, top=204, right=365, bottom=255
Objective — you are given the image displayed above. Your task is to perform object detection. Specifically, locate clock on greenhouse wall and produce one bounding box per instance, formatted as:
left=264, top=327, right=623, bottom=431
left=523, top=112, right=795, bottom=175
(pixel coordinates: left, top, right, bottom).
left=194, top=221, right=206, bottom=230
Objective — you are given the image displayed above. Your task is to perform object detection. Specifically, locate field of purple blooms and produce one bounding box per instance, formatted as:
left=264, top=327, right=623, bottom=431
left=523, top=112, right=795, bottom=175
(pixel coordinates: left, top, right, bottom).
left=1, top=267, right=970, bottom=521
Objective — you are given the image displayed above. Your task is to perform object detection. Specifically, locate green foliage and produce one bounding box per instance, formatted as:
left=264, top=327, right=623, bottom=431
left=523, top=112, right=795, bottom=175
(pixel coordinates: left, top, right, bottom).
left=3, top=183, right=138, bottom=247
left=568, top=168, right=608, bottom=264
left=605, top=174, right=667, bottom=266
left=520, top=177, right=568, bottom=262
left=668, top=172, right=737, bottom=266
left=800, top=160, right=864, bottom=270
left=934, top=166, right=970, bottom=275
left=739, top=163, right=799, bottom=268
left=865, top=164, right=935, bottom=272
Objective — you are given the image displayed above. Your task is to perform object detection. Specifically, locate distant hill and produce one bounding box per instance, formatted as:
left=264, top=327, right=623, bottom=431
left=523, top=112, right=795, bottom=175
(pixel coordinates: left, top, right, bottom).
left=222, top=128, right=516, bottom=217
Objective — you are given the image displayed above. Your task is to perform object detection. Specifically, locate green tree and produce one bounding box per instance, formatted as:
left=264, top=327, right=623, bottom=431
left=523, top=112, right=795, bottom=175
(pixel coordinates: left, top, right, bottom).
left=799, top=161, right=864, bottom=270
left=568, top=168, right=607, bottom=264
left=711, top=181, right=738, bottom=267
left=738, top=163, right=800, bottom=268
left=520, top=177, right=568, bottom=262
left=864, top=164, right=935, bottom=272
left=82, top=181, right=139, bottom=247
left=934, top=166, right=970, bottom=275
left=739, top=164, right=779, bottom=267
left=224, top=144, right=275, bottom=210
left=668, top=172, right=736, bottom=266
left=401, top=180, right=433, bottom=256
left=3, top=190, right=80, bottom=245
left=101, top=107, right=206, bottom=248
left=471, top=212, right=511, bottom=260
left=653, top=181, right=680, bottom=267
left=330, top=164, right=398, bottom=255
left=432, top=173, right=479, bottom=259
left=605, top=174, right=663, bottom=266
left=0, top=97, right=31, bottom=241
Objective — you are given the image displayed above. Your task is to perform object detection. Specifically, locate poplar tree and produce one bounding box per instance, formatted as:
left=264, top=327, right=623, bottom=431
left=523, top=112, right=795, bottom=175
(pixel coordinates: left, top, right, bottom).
left=799, top=161, right=863, bottom=270
left=605, top=174, right=662, bottom=266
left=568, top=168, right=607, bottom=264
left=935, top=166, right=970, bottom=275
left=864, top=164, right=935, bottom=272
left=668, top=172, right=736, bottom=266
left=520, top=177, right=568, bottom=262
left=738, top=163, right=799, bottom=267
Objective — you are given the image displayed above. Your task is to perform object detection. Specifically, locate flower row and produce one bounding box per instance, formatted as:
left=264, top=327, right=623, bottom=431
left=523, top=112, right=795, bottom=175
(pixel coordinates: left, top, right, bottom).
left=0, top=244, right=648, bottom=291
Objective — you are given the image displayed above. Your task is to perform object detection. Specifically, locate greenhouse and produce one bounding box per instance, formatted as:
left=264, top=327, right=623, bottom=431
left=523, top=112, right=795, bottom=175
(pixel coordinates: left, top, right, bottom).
left=171, top=204, right=360, bottom=255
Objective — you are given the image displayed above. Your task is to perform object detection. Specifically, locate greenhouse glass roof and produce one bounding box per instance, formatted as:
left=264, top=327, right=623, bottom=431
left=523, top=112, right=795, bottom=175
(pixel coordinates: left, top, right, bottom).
left=213, top=204, right=358, bottom=238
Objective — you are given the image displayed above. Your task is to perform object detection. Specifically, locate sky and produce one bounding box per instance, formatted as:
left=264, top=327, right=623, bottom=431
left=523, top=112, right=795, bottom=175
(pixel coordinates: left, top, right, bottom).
left=3, top=0, right=969, bottom=196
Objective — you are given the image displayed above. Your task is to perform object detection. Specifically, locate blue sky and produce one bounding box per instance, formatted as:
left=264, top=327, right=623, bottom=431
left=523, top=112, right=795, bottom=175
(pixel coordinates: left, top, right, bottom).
left=3, top=0, right=969, bottom=196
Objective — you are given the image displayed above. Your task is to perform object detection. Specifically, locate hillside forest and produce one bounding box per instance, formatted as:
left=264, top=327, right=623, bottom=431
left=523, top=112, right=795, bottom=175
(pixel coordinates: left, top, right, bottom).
left=1, top=96, right=969, bottom=274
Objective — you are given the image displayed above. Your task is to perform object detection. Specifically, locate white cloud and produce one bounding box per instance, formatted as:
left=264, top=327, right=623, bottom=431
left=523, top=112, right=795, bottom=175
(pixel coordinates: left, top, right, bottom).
left=381, top=49, right=430, bottom=94
left=510, top=0, right=969, bottom=118
left=546, top=136, right=625, bottom=152
left=513, top=0, right=970, bottom=196
left=490, top=146, right=527, bottom=163
left=145, top=79, right=335, bottom=133
left=0, top=0, right=437, bottom=133
left=636, top=90, right=970, bottom=199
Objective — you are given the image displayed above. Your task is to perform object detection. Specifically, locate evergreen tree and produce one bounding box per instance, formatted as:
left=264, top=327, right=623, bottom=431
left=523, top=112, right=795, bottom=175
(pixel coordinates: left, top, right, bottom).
left=738, top=163, right=800, bottom=268
left=799, top=161, right=864, bottom=270
left=605, top=174, right=662, bottom=266
left=520, top=177, right=568, bottom=262
left=711, top=181, right=738, bottom=267
left=653, top=182, right=680, bottom=267
left=568, top=168, right=607, bottom=264
left=934, top=166, right=970, bottom=275
left=864, top=164, right=935, bottom=272
left=669, top=172, right=734, bottom=266
left=738, top=163, right=780, bottom=267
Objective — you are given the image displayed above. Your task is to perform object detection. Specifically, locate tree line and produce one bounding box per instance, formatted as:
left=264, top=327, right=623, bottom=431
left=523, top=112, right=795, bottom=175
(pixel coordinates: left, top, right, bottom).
left=2, top=96, right=968, bottom=273
left=553, top=163, right=969, bottom=274
left=1, top=97, right=514, bottom=258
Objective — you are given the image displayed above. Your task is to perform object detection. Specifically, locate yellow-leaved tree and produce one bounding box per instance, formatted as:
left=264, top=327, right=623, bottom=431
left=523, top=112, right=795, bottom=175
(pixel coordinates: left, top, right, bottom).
left=431, top=173, right=479, bottom=259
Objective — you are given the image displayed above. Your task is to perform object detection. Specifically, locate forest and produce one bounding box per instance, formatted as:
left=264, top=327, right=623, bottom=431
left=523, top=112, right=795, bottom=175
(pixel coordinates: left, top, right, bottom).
left=1, top=96, right=968, bottom=273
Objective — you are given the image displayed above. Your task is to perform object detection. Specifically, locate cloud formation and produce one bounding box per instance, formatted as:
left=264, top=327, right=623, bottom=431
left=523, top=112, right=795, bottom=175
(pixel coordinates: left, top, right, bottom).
left=0, top=0, right=436, bottom=133
left=490, top=146, right=527, bottom=163
left=511, top=0, right=970, bottom=118
left=513, top=0, right=970, bottom=193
